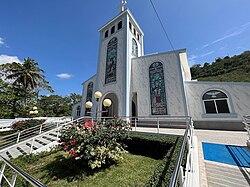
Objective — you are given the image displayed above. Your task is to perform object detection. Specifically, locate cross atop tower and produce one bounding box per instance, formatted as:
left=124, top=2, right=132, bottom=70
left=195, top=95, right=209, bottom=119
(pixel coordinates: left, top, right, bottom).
left=118, top=1, right=127, bottom=12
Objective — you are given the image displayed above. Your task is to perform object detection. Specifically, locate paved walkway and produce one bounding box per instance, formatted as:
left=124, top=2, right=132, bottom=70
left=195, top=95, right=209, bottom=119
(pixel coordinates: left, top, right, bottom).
left=132, top=127, right=250, bottom=187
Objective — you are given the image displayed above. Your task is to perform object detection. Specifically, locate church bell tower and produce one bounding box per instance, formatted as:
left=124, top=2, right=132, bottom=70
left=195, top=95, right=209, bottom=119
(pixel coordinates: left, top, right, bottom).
left=95, top=1, right=144, bottom=117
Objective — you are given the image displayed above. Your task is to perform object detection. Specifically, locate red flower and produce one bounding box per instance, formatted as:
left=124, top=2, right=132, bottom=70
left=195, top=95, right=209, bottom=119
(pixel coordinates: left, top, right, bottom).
left=70, top=139, right=77, bottom=146
left=81, top=120, right=93, bottom=129
left=63, top=145, right=68, bottom=150
left=69, top=149, right=74, bottom=155
left=85, top=120, right=93, bottom=128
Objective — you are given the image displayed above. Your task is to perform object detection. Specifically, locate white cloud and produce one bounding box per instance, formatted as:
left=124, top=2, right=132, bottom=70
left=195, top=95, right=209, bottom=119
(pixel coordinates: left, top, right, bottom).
left=0, top=37, right=4, bottom=47
left=200, top=51, right=215, bottom=57
left=188, top=54, right=198, bottom=65
left=56, top=73, right=73, bottom=79
left=0, top=55, right=21, bottom=65
left=199, top=21, right=250, bottom=50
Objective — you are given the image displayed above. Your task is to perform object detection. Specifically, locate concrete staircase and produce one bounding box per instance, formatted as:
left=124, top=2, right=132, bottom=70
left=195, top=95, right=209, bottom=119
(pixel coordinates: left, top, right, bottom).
left=205, top=161, right=250, bottom=187
left=0, top=129, right=61, bottom=160
left=0, top=116, right=90, bottom=160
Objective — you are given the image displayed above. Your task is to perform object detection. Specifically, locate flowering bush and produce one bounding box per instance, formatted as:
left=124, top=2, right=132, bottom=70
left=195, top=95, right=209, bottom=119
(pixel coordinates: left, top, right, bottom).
left=59, top=118, right=131, bottom=169
left=11, top=119, right=46, bottom=131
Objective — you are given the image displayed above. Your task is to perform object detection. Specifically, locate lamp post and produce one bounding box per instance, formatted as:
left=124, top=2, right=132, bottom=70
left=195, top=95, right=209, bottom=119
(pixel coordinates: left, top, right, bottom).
left=85, top=91, right=112, bottom=120
left=94, top=91, right=102, bottom=120
left=29, top=106, right=38, bottom=117
left=85, top=101, right=93, bottom=116
left=103, top=99, right=112, bottom=116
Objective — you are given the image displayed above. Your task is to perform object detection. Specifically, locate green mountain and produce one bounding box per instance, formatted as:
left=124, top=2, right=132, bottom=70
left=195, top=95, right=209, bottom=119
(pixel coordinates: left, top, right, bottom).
left=190, top=51, right=250, bottom=82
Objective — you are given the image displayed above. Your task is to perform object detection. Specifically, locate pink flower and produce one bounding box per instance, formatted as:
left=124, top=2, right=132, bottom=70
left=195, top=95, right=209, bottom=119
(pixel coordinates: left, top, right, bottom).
left=63, top=145, right=68, bottom=150
left=69, top=149, right=74, bottom=155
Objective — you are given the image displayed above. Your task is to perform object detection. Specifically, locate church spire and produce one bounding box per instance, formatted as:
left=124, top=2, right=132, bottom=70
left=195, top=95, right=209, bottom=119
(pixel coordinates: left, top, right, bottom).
left=118, top=1, right=127, bottom=12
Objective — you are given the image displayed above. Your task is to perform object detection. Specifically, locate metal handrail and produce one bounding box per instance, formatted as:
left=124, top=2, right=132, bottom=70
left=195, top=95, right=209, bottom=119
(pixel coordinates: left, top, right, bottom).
left=169, top=122, right=189, bottom=187
left=0, top=155, right=46, bottom=186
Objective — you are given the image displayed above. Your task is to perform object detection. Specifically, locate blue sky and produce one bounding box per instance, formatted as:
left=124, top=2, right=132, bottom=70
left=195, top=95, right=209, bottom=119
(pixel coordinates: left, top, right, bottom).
left=0, top=0, right=250, bottom=96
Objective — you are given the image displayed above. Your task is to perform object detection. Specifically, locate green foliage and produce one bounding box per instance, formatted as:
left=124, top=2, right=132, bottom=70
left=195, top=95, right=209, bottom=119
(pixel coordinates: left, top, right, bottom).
left=124, top=133, right=182, bottom=187
left=37, top=95, right=71, bottom=117
left=0, top=57, right=54, bottom=118
left=190, top=50, right=250, bottom=82
left=9, top=133, right=181, bottom=186
left=11, top=119, right=46, bottom=131
left=0, top=58, right=53, bottom=92
left=59, top=118, right=131, bottom=169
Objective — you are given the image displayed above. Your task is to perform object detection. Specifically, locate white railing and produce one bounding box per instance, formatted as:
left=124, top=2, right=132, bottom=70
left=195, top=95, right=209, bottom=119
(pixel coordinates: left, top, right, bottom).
left=0, top=115, right=198, bottom=186
left=0, top=116, right=92, bottom=156
left=95, top=116, right=198, bottom=186
left=0, top=117, right=72, bottom=150
left=0, top=155, right=46, bottom=187
left=243, top=115, right=250, bottom=148
left=168, top=117, right=199, bottom=187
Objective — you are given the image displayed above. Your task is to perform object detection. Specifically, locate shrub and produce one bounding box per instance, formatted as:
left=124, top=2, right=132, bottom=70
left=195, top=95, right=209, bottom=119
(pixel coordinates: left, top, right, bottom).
left=11, top=119, right=46, bottom=131
left=59, top=118, right=131, bottom=169
left=123, top=133, right=183, bottom=187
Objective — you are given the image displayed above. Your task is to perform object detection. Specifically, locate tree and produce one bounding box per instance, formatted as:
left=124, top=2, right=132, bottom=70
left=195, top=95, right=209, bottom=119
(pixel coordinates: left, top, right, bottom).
left=38, top=95, right=71, bottom=117
left=0, top=57, right=53, bottom=117
left=65, top=93, right=82, bottom=107
left=0, top=58, right=53, bottom=93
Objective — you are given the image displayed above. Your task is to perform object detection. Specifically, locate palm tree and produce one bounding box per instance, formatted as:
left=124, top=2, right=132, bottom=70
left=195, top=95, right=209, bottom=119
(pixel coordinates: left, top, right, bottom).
left=0, top=57, right=53, bottom=117
left=1, top=57, right=53, bottom=92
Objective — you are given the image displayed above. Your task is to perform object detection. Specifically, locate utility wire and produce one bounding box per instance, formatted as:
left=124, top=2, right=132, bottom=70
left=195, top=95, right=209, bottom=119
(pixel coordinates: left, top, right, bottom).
left=149, top=0, right=178, bottom=55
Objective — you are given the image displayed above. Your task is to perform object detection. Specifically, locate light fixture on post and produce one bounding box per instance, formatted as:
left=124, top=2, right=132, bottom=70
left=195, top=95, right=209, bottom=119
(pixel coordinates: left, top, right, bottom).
left=29, top=106, right=38, bottom=117
left=94, top=91, right=102, bottom=119
left=85, top=101, right=93, bottom=116
left=103, top=99, right=112, bottom=116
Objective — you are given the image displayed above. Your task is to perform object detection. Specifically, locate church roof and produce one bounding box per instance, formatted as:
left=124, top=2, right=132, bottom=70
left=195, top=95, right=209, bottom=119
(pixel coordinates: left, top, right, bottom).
left=98, top=8, right=144, bottom=35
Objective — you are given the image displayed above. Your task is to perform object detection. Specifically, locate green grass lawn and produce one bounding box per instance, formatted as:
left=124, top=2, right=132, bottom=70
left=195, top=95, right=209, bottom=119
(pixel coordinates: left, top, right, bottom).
left=12, top=150, right=161, bottom=187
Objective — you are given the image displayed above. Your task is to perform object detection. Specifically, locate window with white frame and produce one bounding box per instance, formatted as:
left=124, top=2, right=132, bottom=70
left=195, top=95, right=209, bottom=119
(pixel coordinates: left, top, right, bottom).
left=202, top=90, right=230, bottom=114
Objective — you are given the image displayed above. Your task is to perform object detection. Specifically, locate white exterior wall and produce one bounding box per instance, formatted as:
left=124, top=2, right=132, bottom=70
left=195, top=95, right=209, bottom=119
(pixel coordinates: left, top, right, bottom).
left=72, top=101, right=81, bottom=119
left=96, top=16, right=126, bottom=117
left=185, top=81, right=250, bottom=122
left=81, top=75, right=96, bottom=117
left=132, top=51, right=187, bottom=117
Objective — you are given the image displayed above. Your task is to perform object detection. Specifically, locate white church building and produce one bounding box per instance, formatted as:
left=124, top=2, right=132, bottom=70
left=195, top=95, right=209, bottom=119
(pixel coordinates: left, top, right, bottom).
left=72, top=7, right=250, bottom=130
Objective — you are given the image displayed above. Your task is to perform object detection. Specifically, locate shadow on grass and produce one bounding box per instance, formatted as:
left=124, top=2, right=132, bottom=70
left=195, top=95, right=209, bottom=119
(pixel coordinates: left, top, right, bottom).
left=40, top=155, right=115, bottom=184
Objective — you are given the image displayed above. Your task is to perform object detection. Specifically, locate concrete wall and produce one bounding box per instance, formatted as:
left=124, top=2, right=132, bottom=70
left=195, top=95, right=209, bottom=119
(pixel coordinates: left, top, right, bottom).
left=185, top=81, right=250, bottom=130
left=132, top=50, right=187, bottom=117
left=80, top=75, right=96, bottom=118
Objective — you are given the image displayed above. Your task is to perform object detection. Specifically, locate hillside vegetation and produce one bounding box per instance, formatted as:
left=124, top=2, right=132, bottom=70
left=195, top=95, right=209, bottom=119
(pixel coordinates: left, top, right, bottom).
left=190, top=50, right=250, bottom=82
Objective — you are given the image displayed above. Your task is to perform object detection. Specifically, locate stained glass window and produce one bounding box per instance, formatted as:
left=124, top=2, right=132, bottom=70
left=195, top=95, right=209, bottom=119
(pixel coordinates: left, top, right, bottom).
left=149, top=62, right=167, bottom=115
left=132, top=39, right=138, bottom=57
left=85, top=82, right=93, bottom=116
left=202, top=90, right=230, bottom=114
left=105, top=37, right=117, bottom=84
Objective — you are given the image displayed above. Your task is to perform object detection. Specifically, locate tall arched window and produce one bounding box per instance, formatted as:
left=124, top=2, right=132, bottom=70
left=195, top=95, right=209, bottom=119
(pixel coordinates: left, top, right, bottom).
left=202, top=90, right=230, bottom=114
left=105, top=30, right=108, bottom=38
left=76, top=106, right=81, bottom=116
left=118, top=21, right=122, bottom=30
left=86, top=82, right=93, bottom=102
left=85, top=82, right=93, bottom=116
left=111, top=26, right=115, bottom=34
left=132, top=39, right=138, bottom=57
left=149, top=62, right=167, bottom=115
left=105, top=37, right=117, bottom=84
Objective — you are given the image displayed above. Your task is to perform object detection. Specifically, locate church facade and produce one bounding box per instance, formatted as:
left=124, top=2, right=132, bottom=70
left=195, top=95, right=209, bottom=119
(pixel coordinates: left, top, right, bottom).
left=72, top=8, right=250, bottom=130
